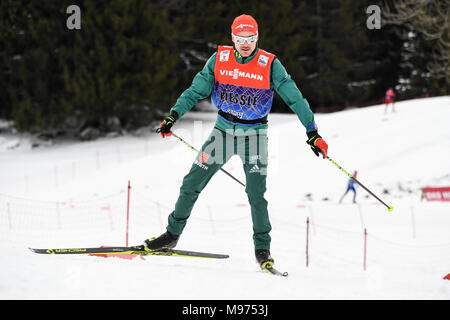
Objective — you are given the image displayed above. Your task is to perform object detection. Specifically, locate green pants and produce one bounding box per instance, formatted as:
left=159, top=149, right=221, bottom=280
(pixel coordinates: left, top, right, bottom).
left=167, top=127, right=271, bottom=250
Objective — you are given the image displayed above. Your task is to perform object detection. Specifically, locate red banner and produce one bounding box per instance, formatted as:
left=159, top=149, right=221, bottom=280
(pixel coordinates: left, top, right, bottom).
left=422, top=187, right=450, bottom=202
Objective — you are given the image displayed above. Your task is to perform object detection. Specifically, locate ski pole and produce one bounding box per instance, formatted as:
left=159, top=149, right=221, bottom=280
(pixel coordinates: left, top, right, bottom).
left=171, top=132, right=246, bottom=188
left=327, top=156, right=394, bottom=212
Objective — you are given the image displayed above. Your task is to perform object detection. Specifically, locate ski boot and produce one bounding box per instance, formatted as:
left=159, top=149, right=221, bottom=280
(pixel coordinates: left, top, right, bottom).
left=255, top=249, right=275, bottom=269
left=144, top=230, right=179, bottom=251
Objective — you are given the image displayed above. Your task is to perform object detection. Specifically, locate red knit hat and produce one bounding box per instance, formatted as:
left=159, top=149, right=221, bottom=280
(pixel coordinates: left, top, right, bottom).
left=231, top=14, right=258, bottom=36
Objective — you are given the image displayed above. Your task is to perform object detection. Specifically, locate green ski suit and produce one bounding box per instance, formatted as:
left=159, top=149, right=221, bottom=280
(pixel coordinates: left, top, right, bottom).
left=166, top=47, right=317, bottom=250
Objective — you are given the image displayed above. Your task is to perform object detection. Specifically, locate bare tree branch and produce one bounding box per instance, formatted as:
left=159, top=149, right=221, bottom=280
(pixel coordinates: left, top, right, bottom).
left=380, top=0, right=450, bottom=81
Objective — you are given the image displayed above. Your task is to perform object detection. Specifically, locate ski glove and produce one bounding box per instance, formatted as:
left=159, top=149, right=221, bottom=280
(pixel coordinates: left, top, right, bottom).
left=156, top=111, right=178, bottom=138
left=306, top=131, right=328, bottom=159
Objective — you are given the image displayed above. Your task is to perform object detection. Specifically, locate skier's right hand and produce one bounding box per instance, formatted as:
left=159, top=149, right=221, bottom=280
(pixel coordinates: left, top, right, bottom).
left=156, top=111, right=178, bottom=138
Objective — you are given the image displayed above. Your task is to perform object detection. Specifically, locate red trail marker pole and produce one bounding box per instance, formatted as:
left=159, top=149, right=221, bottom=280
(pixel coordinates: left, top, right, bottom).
left=363, top=228, right=368, bottom=271
left=306, top=217, right=310, bottom=267
left=126, top=180, right=131, bottom=246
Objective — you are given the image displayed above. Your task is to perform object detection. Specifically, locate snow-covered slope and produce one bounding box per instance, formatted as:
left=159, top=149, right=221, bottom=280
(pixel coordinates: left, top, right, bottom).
left=0, top=96, right=449, bottom=299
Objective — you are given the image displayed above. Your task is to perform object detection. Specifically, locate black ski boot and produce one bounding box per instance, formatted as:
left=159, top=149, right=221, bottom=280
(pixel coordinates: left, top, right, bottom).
left=144, top=231, right=179, bottom=250
left=255, top=249, right=275, bottom=269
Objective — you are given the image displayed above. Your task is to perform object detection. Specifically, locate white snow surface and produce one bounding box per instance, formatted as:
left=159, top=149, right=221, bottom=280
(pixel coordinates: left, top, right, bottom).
left=0, top=96, right=449, bottom=299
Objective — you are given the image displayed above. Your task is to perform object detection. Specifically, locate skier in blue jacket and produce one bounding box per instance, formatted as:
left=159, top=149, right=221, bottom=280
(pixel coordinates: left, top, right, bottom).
left=339, top=170, right=358, bottom=203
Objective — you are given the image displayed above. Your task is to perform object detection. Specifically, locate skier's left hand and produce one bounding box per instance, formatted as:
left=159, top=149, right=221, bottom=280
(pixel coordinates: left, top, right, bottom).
left=306, top=131, right=328, bottom=159
left=156, top=111, right=178, bottom=138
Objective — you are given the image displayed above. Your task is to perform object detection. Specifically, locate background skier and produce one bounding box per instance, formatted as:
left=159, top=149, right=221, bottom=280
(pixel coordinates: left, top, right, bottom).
left=384, top=88, right=396, bottom=113
left=339, top=170, right=358, bottom=204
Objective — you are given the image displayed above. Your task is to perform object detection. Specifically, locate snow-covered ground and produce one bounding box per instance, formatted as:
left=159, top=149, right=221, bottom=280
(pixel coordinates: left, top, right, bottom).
left=0, top=96, right=449, bottom=299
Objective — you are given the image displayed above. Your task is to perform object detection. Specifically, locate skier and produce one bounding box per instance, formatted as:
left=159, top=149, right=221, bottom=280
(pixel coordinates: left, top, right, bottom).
left=339, top=170, right=358, bottom=204
left=384, top=88, right=396, bottom=113
left=144, top=14, right=328, bottom=270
